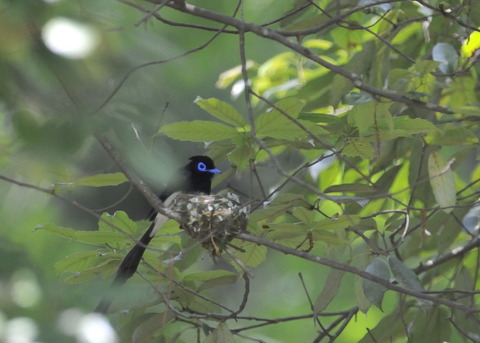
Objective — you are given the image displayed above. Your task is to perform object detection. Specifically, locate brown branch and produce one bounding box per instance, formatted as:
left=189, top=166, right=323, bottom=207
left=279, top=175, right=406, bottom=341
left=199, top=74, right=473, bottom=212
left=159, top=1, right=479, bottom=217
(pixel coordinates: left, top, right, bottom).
left=414, top=236, right=480, bottom=274
left=149, top=0, right=453, bottom=114
left=237, top=232, right=479, bottom=317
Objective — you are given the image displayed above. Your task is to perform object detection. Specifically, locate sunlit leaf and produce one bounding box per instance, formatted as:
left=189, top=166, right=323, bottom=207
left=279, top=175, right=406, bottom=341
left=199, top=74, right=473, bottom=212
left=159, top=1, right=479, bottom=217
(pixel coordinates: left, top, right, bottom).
left=195, top=97, right=247, bottom=127
left=255, top=98, right=307, bottom=140
left=159, top=121, right=239, bottom=142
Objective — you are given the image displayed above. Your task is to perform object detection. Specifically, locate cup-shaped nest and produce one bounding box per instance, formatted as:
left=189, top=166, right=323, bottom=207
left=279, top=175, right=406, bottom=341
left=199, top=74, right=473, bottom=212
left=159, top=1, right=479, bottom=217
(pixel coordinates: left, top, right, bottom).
left=169, top=192, right=249, bottom=255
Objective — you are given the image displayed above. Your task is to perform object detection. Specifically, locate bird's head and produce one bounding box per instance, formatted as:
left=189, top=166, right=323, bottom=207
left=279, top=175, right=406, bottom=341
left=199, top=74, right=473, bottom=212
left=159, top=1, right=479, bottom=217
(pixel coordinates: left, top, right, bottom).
left=187, top=155, right=221, bottom=178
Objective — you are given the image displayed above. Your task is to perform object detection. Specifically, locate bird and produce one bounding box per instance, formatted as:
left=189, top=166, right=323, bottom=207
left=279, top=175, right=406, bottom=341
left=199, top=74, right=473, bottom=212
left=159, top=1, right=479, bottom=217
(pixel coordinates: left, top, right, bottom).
left=95, top=155, right=221, bottom=313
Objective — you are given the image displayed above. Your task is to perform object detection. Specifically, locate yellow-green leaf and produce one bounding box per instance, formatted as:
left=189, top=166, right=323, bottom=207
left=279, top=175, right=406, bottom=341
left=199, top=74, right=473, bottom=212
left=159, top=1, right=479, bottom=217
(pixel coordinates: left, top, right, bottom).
left=76, top=172, right=128, bottom=187
left=159, top=121, right=239, bottom=142
left=195, top=97, right=246, bottom=127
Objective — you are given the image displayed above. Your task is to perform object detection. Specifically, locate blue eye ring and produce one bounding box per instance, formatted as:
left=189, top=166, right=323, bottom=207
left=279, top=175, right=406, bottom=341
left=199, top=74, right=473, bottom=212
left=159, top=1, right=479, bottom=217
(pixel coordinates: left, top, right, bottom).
left=197, top=162, right=207, bottom=171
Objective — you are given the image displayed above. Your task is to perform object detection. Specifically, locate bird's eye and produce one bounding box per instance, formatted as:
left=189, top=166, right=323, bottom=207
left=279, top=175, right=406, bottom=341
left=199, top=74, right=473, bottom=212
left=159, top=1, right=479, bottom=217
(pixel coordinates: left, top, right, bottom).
left=197, top=162, right=207, bottom=171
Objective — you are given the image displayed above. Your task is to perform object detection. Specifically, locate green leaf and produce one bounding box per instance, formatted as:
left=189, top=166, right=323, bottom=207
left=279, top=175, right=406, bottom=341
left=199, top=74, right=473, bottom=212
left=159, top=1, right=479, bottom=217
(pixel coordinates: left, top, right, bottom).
left=230, top=240, right=267, bottom=267
left=343, top=91, right=374, bottom=105
left=311, top=230, right=349, bottom=245
left=410, top=307, right=451, bottom=343
left=314, top=269, right=345, bottom=313
left=228, top=144, right=253, bottom=170
left=388, top=256, right=423, bottom=292
left=292, top=206, right=315, bottom=226
left=203, top=322, right=235, bottom=343
left=425, top=124, right=478, bottom=146
left=54, top=251, right=107, bottom=275
left=75, top=172, right=128, bottom=187
left=255, top=98, right=307, bottom=140
left=324, top=183, right=378, bottom=195
left=63, top=262, right=117, bottom=283
left=159, top=121, right=239, bottom=142
left=195, top=97, right=247, bottom=127
left=37, top=223, right=127, bottom=246
left=355, top=276, right=371, bottom=314
left=267, top=223, right=307, bottom=240
left=313, top=215, right=360, bottom=231
left=428, top=151, right=456, bottom=213
left=132, top=312, right=175, bottom=343
left=362, top=258, right=390, bottom=311
left=342, top=139, right=375, bottom=159
left=99, top=211, right=138, bottom=232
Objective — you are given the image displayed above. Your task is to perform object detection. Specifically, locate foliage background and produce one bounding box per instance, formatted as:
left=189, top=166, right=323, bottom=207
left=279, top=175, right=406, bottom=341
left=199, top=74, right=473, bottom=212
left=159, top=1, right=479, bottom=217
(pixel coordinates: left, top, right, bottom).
left=1, top=0, right=480, bottom=342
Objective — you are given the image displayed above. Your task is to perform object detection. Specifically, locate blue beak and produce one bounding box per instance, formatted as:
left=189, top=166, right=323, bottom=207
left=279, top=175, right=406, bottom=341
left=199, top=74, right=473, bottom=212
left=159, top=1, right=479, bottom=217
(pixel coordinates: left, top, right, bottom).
left=209, top=168, right=221, bottom=174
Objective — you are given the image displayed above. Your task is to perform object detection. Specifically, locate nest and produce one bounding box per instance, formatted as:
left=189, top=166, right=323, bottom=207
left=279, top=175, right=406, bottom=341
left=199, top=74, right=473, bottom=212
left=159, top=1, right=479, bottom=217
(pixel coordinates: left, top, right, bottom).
left=169, top=192, right=249, bottom=255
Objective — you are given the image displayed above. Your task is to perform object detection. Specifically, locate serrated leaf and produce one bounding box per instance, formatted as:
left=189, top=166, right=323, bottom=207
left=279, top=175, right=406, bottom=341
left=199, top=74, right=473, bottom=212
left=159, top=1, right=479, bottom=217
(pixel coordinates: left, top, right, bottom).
left=428, top=151, right=456, bottom=213
left=388, top=256, right=423, bottom=291
left=324, top=183, right=377, bottom=195
left=342, top=139, right=374, bottom=159
left=314, top=269, right=345, bottom=314
left=195, top=97, right=246, bottom=127
left=229, top=239, right=267, bottom=267
left=362, top=258, right=390, bottom=311
left=203, top=322, right=235, bottom=343
left=159, top=121, right=239, bottom=142
left=75, top=172, right=128, bottom=187
left=37, top=223, right=127, bottom=246
left=54, top=251, right=106, bottom=275
left=98, top=211, right=138, bottom=235
left=255, top=98, right=307, bottom=140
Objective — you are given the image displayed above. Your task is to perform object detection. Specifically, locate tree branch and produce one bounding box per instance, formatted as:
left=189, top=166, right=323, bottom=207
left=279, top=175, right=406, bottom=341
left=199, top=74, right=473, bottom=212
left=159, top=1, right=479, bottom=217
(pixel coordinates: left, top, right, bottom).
left=237, top=232, right=479, bottom=317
